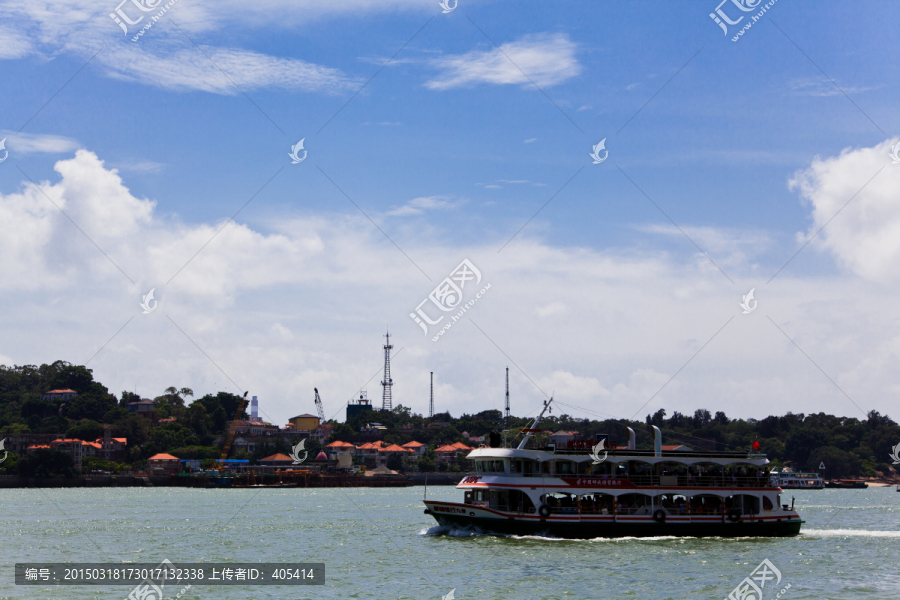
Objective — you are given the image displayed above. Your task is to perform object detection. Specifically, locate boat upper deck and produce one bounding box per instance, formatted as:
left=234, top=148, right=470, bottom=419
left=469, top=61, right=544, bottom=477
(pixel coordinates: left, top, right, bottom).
left=467, top=446, right=769, bottom=467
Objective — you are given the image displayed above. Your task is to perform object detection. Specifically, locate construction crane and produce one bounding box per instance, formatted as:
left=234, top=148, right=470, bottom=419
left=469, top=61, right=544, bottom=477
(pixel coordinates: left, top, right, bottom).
left=313, top=388, right=325, bottom=423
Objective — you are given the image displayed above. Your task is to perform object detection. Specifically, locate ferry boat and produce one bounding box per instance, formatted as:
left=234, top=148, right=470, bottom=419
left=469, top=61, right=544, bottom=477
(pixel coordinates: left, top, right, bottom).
left=423, top=399, right=803, bottom=538
left=768, top=470, right=824, bottom=490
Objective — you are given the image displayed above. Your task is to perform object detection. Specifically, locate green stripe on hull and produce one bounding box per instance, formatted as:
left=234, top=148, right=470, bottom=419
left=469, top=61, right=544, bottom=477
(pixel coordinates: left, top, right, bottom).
left=428, top=513, right=802, bottom=538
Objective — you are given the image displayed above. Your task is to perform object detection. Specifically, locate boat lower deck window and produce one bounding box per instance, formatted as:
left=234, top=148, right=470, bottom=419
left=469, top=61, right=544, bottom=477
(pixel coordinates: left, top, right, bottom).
left=555, top=461, right=576, bottom=475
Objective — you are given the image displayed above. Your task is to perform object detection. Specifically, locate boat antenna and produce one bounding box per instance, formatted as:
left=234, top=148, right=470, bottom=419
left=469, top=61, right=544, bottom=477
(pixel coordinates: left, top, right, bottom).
left=518, top=397, right=553, bottom=450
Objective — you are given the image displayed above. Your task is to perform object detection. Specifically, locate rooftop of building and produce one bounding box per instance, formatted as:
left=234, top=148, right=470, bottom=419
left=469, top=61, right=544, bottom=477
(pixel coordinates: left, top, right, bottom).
left=148, top=453, right=179, bottom=460
left=260, top=453, right=294, bottom=462
left=378, top=444, right=412, bottom=452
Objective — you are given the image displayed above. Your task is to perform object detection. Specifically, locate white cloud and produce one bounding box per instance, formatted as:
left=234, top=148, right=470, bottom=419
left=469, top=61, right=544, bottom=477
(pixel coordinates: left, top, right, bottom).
left=99, top=45, right=357, bottom=95
left=535, top=301, right=567, bottom=317
left=635, top=223, right=772, bottom=271
left=788, top=77, right=879, bottom=97
left=1, top=147, right=899, bottom=426
left=0, top=24, right=33, bottom=59
left=271, top=322, right=294, bottom=341
left=524, top=138, right=537, bottom=144
left=789, top=138, right=900, bottom=282
left=111, top=160, right=166, bottom=174
left=479, top=179, right=544, bottom=190
left=576, top=105, right=591, bottom=112
left=1, top=131, right=79, bottom=155
left=386, top=195, right=458, bottom=216
left=426, top=33, right=581, bottom=90
left=0, top=4, right=359, bottom=95
left=535, top=371, right=609, bottom=404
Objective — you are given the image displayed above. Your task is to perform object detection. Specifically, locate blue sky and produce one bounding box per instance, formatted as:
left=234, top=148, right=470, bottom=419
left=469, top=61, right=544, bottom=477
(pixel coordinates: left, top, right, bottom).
left=1, top=0, right=899, bottom=425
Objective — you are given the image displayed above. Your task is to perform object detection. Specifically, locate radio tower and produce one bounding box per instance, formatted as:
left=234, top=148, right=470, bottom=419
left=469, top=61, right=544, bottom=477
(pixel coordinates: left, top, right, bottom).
left=429, top=371, right=434, bottom=418
left=505, top=366, right=510, bottom=428
left=381, top=330, right=393, bottom=411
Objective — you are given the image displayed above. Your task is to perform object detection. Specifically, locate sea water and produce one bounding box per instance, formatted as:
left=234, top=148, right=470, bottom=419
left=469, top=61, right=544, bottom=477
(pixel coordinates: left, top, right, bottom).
left=0, top=486, right=897, bottom=599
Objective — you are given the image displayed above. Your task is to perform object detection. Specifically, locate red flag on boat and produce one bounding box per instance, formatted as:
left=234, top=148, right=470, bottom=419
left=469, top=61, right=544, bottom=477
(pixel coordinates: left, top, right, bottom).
left=752, top=439, right=760, bottom=450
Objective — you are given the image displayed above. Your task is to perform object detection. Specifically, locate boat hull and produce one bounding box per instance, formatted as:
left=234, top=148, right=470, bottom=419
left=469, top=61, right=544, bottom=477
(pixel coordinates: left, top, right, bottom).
left=424, top=501, right=802, bottom=538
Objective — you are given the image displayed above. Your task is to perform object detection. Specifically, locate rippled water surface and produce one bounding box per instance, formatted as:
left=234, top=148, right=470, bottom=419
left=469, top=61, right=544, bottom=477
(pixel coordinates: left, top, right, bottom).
left=1, top=486, right=898, bottom=599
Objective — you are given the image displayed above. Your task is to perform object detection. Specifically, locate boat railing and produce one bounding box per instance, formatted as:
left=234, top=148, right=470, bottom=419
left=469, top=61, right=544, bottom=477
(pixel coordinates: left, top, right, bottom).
left=512, top=473, right=774, bottom=487
left=543, top=504, right=738, bottom=516
left=553, top=446, right=767, bottom=461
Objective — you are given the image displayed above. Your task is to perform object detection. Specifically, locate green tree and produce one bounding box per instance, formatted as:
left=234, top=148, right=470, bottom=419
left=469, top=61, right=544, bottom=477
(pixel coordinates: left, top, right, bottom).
left=112, top=414, right=150, bottom=447
left=18, top=449, right=76, bottom=478
left=386, top=452, right=404, bottom=472
left=66, top=419, right=104, bottom=442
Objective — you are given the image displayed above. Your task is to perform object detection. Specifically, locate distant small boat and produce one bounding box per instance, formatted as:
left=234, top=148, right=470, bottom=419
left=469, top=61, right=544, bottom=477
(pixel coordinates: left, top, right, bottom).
left=824, top=479, right=868, bottom=489
left=768, top=470, right=824, bottom=490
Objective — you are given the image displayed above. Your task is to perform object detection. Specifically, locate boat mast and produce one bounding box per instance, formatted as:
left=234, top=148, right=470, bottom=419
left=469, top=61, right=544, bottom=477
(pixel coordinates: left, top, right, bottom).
left=517, top=397, right=553, bottom=450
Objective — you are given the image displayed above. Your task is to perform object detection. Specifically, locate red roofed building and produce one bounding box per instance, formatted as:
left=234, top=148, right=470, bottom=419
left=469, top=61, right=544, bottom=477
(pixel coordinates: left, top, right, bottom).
left=356, top=441, right=383, bottom=465
left=661, top=444, right=692, bottom=452
left=435, top=443, right=473, bottom=463
left=325, top=441, right=356, bottom=464
left=376, top=443, right=413, bottom=467
left=401, top=440, right=427, bottom=457
left=37, top=430, right=129, bottom=471
left=258, top=453, right=294, bottom=466
left=148, top=453, right=180, bottom=475
left=50, top=438, right=85, bottom=471
left=325, top=440, right=356, bottom=450
left=378, top=444, right=412, bottom=454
